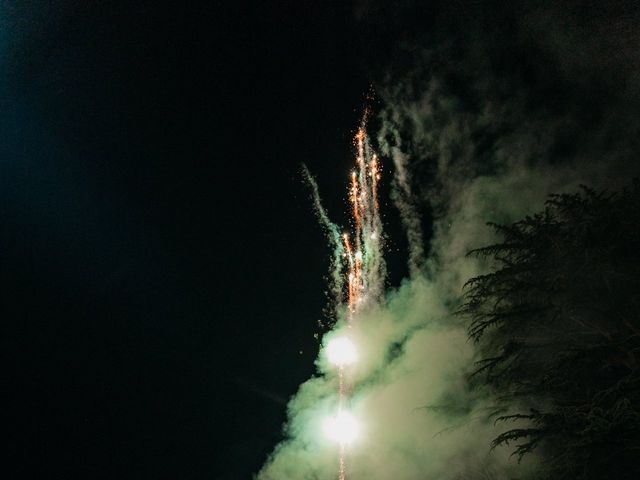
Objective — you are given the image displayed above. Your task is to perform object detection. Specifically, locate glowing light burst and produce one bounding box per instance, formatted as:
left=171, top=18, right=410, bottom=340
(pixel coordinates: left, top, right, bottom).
left=325, top=336, right=357, bottom=366
left=323, top=410, right=359, bottom=445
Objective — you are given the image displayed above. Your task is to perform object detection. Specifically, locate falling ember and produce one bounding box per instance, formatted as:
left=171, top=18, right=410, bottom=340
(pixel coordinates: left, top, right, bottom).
left=355, top=128, right=365, bottom=166
left=349, top=171, right=361, bottom=256
left=370, top=155, right=380, bottom=210
left=342, top=233, right=355, bottom=315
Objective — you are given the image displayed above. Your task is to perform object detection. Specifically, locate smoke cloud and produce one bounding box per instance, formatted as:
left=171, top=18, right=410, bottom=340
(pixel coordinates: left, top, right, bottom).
left=258, top=2, right=640, bottom=479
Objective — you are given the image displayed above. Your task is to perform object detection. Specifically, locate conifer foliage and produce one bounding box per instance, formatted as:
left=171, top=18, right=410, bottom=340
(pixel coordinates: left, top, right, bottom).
left=461, top=182, right=640, bottom=479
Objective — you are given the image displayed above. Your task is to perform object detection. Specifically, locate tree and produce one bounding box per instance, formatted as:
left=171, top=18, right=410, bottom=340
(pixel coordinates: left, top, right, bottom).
left=461, top=181, right=640, bottom=480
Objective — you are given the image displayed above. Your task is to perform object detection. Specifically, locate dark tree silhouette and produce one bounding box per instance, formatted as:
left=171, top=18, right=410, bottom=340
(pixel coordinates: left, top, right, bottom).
left=461, top=181, right=640, bottom=480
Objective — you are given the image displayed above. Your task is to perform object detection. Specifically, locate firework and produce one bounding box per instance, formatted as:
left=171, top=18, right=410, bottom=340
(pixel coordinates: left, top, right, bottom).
left=325, top=337, right=357, bottom=366
left=322, top=119, right=385, bottom=480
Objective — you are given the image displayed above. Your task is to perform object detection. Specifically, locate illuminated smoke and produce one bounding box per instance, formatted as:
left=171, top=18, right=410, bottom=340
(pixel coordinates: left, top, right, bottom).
left=379, top=137, right=424, bottom=277
left=259, top=115, right=536, bottom=480
left=302, top=165, right=345, bottom=319
left=260, top=113, right=543, bottom=480
left=259, top=6, right=640, bottom=478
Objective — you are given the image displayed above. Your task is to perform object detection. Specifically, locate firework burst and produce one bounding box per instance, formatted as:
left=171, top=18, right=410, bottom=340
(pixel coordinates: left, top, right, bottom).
left=320, top=118, right=385, bottom=480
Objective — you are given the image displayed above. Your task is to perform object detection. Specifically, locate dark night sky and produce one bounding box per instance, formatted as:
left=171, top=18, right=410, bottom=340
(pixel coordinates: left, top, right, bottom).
left=2, top=1, right=379, bottom=478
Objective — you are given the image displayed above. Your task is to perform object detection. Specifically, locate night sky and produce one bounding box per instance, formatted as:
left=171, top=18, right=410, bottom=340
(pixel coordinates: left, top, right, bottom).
left=3, top=2, right=375, bottom=478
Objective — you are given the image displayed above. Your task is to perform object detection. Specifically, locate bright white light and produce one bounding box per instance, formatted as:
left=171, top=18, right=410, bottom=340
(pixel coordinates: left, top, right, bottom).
left=325, top=337, right=357, bottom=366
left=323, top=410, right=359, bottom=445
